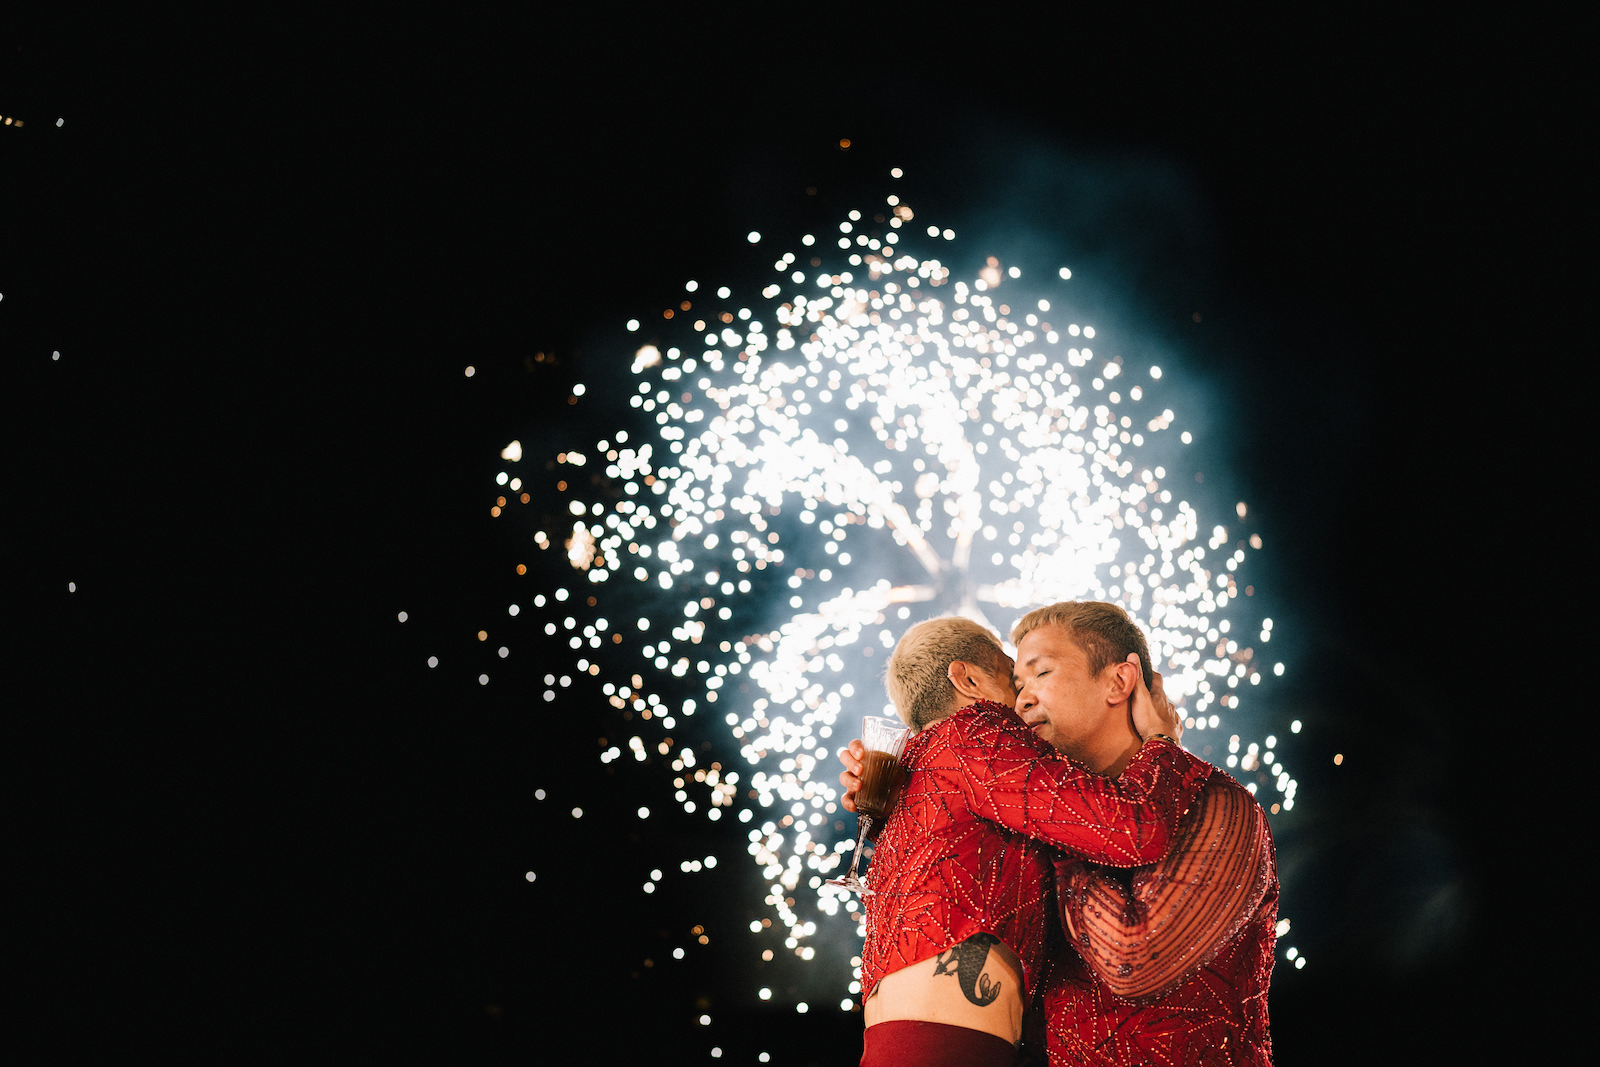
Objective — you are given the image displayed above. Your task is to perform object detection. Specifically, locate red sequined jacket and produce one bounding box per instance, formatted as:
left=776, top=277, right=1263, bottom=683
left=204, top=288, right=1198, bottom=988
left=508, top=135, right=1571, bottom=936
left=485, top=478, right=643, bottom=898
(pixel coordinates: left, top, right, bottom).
left=859, top=700, right=1212, bottom=1004
left=1042, top=769, right=1278, bottom=1066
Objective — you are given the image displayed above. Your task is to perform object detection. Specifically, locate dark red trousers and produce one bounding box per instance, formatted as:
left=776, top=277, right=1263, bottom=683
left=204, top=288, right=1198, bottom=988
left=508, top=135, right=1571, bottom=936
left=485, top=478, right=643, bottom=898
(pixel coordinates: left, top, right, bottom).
left=861, top=1020, right=1022, bottom=1067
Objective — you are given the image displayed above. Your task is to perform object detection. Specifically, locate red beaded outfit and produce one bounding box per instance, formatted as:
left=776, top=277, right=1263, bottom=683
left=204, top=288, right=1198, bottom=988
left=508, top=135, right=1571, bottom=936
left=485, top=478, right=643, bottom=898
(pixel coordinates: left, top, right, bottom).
left=1042, top=770, right=1279, bottom=1065
left=859, top=700, right=1212, bottom=1007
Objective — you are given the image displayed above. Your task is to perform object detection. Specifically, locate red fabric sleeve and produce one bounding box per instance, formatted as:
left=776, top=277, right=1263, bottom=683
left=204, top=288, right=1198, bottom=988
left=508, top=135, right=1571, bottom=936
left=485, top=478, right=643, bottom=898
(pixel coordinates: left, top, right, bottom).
left=1055, top=773, right=1274, bottom=999
left=947, top=705, right=1213, bottom=868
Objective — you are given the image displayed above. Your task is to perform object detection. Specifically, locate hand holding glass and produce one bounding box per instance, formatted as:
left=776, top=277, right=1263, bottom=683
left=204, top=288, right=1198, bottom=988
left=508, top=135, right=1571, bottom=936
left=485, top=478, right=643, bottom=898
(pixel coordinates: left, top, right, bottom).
left=827, top=715, right=910, bottom=895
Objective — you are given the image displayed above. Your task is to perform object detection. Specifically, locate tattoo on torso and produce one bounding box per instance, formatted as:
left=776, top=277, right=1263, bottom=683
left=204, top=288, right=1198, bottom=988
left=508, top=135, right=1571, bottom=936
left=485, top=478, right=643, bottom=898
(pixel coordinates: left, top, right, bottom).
left=930, top=933, right=1003, bottom=1007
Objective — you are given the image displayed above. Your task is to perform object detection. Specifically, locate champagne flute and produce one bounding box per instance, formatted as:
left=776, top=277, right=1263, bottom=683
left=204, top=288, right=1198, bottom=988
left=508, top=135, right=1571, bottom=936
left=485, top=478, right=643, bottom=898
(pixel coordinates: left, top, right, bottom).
left=827, top=715, right=911, bottom=895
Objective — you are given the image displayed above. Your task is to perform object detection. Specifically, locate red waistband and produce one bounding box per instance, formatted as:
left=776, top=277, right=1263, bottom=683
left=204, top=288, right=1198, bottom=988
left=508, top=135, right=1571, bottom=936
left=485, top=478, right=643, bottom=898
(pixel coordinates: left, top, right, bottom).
left=861, top=1020, right=1021, bottom=1067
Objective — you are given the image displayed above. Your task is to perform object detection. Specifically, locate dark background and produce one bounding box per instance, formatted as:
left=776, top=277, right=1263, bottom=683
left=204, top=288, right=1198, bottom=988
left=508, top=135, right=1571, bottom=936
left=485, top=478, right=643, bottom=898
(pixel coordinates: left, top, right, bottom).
left=11, top=7, right=1572, bottom=1062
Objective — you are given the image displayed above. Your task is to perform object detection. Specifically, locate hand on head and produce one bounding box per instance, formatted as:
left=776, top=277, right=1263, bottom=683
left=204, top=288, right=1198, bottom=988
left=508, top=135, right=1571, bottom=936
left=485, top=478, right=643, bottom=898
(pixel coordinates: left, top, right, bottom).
left=1127, top=653, right=1183, bottom=746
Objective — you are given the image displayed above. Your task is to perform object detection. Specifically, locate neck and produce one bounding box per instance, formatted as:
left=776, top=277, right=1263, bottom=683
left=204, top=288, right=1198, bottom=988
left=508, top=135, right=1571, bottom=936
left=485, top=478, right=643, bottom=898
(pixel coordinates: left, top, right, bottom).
left=1087, top=705, right=1142, bottom=776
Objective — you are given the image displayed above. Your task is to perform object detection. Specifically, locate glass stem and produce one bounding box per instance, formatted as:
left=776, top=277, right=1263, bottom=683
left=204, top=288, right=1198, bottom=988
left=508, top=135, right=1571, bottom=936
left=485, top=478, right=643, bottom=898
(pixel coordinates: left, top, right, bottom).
left=848, top=814, right=874, bottom=879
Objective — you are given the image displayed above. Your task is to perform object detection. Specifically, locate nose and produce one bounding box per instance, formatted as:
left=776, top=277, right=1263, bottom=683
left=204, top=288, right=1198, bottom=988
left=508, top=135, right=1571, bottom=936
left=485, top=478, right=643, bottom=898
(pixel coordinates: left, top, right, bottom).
left=1017, top=687, right=1035, bottom=711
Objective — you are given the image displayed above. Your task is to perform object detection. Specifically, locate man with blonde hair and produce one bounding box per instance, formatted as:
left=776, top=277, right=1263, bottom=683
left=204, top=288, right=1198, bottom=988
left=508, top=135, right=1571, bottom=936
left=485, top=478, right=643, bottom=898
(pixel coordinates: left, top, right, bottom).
left=845, top=601, right=1279, bottom=1065
left=850, top=612, right=1211, bottom=1067
left=884, top=615, right=1018, bottom=732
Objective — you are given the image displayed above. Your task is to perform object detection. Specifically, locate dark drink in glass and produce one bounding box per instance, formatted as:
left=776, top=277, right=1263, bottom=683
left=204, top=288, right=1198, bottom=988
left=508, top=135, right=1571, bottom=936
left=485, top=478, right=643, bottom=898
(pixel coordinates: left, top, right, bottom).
left=854, top=749, right=902, bottom=820
left=827, top=714, right=911, bottom=895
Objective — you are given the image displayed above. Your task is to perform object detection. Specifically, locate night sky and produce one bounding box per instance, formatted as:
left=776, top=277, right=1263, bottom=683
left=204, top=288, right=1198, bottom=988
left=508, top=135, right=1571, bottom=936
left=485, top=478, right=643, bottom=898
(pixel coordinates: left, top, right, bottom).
left=13, top=9, right=1569, bottom=1062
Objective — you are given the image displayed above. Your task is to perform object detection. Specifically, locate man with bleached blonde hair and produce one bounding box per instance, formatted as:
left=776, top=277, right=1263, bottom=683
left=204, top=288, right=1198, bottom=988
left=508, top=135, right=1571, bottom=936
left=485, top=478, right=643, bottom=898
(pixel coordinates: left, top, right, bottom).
left=850, top=614, right=1209, bottom=1067
left=884, top=615, right=1018, bottom=732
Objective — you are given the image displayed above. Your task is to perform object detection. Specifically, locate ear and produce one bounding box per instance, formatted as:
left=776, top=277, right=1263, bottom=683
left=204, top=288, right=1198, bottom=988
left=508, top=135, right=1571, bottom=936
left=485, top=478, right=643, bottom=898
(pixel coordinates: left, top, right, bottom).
left=948, top=660, right=983, bottom=700
left=1105, top=659, right=1138, bottom=704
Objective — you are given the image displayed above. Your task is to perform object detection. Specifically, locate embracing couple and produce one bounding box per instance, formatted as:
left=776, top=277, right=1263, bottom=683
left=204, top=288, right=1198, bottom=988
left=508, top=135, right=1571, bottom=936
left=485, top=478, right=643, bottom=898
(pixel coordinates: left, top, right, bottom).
left=839, top=601, right=1277, bottom=1066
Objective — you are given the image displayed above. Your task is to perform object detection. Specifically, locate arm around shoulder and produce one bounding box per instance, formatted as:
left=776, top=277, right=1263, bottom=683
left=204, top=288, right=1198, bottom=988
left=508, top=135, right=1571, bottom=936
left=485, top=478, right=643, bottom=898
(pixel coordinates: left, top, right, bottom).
left=956, top=714, right=1212, bottom=867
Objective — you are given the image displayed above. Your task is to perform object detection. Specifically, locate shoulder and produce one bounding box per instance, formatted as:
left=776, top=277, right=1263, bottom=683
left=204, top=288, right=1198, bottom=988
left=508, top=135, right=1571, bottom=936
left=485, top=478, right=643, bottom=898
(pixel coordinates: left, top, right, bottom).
left=1193, top=768, right=1276, bottom=839
left=955, top=700, right=1047, bottom=745
left=910, top=701, right=1049, bottom=759
left=1203, top=766, right=1267, bottom=809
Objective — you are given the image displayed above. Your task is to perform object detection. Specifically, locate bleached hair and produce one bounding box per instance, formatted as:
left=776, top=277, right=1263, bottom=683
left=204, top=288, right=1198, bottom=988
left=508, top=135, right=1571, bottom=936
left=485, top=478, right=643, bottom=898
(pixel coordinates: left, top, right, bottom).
left=885, top=616, right=1009, bottom=731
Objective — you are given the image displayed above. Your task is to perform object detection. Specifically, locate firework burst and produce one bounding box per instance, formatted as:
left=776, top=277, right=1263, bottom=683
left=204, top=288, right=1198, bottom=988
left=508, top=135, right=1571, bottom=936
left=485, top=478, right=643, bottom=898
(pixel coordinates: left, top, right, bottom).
left=481, top=180, right=1302, bottom=1006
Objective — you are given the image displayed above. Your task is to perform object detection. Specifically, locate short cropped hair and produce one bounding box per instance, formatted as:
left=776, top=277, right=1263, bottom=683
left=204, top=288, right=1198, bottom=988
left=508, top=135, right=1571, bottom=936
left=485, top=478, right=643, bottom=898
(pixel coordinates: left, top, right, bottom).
left=885, top=616, right=1010, bottom=731
left=1010, top=601, right=1154, bottom=690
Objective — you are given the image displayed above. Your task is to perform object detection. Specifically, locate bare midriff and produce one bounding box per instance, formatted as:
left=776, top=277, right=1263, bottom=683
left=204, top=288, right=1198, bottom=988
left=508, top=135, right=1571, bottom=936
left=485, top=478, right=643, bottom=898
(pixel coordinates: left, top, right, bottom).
left=863, top=936, right=1026, bottom=1045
